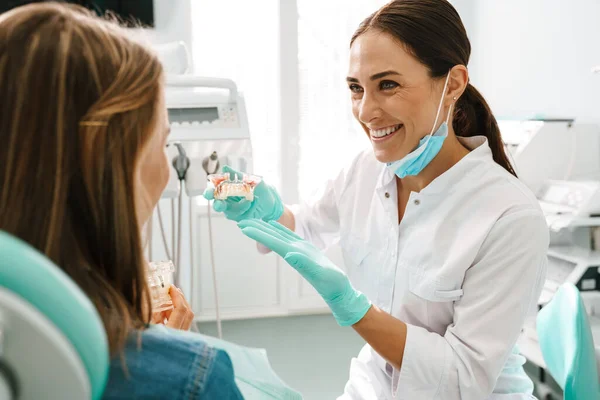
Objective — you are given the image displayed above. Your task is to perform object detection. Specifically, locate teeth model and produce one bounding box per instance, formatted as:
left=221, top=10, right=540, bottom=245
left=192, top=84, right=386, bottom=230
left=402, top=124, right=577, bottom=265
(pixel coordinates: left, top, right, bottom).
left=208, top=173, right=262, bottom=201
left=147, top=260, right=175, bottom=312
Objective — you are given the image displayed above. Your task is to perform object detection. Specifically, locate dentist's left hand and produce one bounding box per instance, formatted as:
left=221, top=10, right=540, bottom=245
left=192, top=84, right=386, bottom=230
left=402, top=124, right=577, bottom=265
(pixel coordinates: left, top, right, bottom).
left=238, top=219, right=372, bottom=326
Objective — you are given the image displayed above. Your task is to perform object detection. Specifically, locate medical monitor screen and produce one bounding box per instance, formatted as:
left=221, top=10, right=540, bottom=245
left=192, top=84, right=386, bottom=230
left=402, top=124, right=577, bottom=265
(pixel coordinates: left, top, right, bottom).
left=0, top=0, right=154, bottom=27
left=168, top=108, right=220, bottom=125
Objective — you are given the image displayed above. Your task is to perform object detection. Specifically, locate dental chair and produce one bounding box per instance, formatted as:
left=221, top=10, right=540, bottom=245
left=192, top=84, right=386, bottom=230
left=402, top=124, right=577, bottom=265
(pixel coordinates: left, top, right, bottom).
left=0, top=230, right=108, bottom=399
left=536, top=283, right=600, bottom=400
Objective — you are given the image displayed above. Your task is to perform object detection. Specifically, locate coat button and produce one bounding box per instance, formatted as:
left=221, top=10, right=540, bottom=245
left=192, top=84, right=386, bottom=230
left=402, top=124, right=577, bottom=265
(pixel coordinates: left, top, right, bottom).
left=385, top=192, right=390, bottom=198
left=414, top=199, right=420, bottom=205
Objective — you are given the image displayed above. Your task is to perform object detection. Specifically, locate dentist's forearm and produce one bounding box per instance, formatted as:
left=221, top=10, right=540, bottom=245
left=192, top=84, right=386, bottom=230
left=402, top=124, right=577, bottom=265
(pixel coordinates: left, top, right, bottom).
left=256, top=206, right=296, bottom=254
left=352, top=305, right=408, bottom=370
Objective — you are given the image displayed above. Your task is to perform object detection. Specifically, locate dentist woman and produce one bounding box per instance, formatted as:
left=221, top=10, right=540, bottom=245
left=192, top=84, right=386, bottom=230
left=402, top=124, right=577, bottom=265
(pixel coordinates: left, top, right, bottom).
left=205, top=0, right=548, bottom=398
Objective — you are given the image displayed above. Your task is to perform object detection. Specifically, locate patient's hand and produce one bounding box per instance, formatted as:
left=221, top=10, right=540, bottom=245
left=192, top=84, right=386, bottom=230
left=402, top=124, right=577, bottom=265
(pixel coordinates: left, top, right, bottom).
left=152, top=286, right=194, bottom=331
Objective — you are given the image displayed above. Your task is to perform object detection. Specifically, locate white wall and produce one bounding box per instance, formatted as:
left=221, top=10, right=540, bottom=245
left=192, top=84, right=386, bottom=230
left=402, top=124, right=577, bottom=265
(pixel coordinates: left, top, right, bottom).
left=467, top=0, right=600, bottom=123
left=450, top=0, right=477, bottom=43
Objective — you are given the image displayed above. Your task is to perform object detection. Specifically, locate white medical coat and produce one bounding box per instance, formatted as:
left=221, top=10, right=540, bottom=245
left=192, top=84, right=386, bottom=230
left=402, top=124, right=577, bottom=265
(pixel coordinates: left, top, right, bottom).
left=291, top=136, right=548, bottom=399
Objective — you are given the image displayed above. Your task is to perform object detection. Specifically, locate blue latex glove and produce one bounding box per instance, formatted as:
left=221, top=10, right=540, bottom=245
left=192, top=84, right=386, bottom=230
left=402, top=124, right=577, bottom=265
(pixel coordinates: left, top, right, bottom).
left=203, top=166, right=284, bottom=222
left=237, top=219, right=372, bottom=326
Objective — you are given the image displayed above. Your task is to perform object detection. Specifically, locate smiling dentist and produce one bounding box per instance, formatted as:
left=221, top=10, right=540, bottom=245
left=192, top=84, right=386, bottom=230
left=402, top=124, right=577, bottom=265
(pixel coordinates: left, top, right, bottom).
left=205, top=1, right=548, bottom=398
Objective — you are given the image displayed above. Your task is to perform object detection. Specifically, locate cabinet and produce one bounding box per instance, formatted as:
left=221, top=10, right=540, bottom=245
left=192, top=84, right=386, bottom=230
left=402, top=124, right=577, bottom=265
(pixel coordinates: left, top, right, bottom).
left=191, top=207, right=331, bottom=322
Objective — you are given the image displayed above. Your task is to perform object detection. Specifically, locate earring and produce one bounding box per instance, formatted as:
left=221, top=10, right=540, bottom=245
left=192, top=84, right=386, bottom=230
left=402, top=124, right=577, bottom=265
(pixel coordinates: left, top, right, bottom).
left=453, top=96, right=457, bottom=100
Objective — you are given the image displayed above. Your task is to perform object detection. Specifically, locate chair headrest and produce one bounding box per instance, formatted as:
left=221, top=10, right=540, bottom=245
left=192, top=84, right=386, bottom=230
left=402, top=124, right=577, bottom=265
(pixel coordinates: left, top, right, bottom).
left=0, top=230, right=109, bottom=400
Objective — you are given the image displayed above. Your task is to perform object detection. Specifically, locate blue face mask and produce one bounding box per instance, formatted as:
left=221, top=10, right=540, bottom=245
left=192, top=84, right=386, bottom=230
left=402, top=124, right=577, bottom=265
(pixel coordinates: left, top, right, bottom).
left=387, top=72, right=454, bottom=179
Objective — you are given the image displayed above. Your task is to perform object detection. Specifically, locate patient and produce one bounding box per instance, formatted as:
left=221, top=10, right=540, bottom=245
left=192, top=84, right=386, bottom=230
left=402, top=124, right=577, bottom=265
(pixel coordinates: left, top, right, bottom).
left=0, top=3, right=243, bottom=399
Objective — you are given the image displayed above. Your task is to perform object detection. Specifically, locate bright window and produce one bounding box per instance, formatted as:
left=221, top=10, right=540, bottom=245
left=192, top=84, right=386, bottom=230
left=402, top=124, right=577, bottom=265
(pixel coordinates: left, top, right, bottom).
left=191, top=0, right=280, bottom=187
left=297, top=1, right=388, bottom=195
left=191, top=0, right=389, bottom=197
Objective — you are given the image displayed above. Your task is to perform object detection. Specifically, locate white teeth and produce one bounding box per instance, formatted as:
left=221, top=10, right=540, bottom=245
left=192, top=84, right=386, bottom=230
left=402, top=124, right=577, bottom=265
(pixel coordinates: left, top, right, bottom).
left=370, top=124, right=401, bottom=138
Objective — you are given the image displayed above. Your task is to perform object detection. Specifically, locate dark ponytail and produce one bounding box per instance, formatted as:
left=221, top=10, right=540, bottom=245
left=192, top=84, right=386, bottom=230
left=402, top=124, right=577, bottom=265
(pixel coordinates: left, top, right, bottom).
left=351, top=0, right=517, bottom=177
left=454, top=84, right=517, bottom=176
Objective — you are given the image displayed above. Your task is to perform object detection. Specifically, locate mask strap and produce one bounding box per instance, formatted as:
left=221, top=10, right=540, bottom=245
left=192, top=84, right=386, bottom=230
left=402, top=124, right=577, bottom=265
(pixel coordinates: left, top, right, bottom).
left=429, top=72, right=452, bottom=136
left=445, top=101, right=454, bottom=125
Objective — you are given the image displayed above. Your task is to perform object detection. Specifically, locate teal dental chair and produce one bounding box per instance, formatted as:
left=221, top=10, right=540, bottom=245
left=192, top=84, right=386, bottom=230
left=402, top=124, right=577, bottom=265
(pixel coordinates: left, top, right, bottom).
left=0, top=230, right=109, bottom=399
left=537, top=283, right=600, bottom=400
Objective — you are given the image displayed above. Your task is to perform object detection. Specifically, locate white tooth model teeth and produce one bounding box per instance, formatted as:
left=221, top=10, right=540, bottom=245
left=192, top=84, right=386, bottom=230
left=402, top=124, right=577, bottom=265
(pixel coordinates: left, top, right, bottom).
left=147, top=260, right=175, bottom=312
left=207, top=173, right=262, bottom=202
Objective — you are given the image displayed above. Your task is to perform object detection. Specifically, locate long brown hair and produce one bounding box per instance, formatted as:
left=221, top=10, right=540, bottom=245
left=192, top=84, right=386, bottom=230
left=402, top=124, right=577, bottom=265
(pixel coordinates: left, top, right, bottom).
left=352, top=0, right=516, bottom=176
left=0, top=3, right=163, bottom=354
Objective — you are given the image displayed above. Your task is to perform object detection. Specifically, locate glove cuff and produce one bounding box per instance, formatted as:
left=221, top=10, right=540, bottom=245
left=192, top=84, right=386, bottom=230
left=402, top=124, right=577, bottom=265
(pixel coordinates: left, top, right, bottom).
left=327, top=288, right=372, bottom=327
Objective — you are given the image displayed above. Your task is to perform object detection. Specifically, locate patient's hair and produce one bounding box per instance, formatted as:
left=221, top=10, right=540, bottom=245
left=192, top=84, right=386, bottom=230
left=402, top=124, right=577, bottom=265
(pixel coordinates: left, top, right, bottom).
left=0, top=3, right=163, bottom=354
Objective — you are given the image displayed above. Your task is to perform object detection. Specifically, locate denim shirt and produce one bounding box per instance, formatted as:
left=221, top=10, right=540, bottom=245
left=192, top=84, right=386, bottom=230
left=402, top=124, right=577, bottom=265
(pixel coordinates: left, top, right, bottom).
left=102, top=325, right=244, bottom=399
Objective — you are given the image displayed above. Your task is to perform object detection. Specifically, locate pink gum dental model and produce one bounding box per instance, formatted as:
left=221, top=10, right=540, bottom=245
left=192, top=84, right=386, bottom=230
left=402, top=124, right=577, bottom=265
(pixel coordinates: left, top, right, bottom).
left=207, top=173, right=261, bottom=201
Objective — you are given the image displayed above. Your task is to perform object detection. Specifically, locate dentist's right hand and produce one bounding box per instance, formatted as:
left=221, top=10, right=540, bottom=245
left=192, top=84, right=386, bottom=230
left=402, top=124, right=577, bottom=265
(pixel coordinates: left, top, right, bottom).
left=203, top=165, right=284, bottom=222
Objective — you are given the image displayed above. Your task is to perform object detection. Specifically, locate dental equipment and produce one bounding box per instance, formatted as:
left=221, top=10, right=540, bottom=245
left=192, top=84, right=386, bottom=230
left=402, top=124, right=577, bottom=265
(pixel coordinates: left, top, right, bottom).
left=171, top=143, right=190, bottom=273
left=498, top=119, right=600, bottom=193
left=149, top=68, right=253, bottom=340
left=154, top=41, right=192, bottom=75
